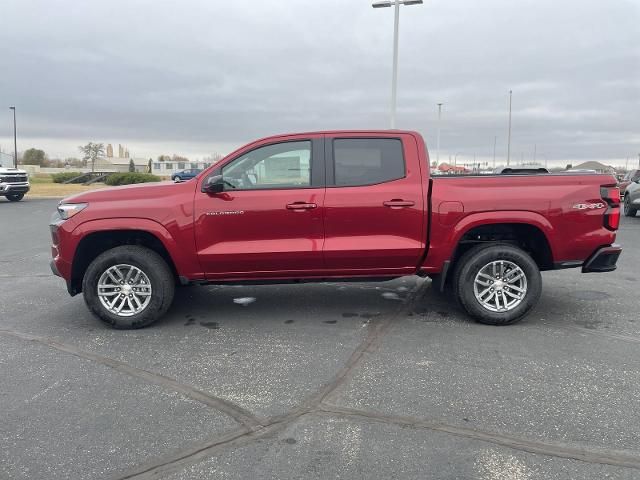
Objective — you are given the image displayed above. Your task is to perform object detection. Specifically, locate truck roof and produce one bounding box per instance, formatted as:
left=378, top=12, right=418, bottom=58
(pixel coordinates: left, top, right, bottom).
left=246, top=130, right=423, bottom=143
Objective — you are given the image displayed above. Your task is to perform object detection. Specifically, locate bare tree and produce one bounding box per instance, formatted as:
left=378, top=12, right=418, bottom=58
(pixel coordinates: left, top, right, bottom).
left=78, top=142, right=105, bottom=173
left=204, top=152, right=224, bottom=164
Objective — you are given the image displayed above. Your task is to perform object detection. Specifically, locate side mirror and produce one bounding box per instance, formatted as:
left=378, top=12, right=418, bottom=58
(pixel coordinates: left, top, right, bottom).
left=202, top=175, right=224, bottom=194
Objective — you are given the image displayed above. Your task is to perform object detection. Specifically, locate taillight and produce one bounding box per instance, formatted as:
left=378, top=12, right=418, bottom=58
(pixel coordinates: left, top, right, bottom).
left=601, top=186, right=620, bottom=231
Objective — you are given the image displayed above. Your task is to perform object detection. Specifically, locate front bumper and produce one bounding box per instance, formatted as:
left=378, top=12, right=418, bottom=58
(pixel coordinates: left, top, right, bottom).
left=0, top=182, right=30, bottom=194
left=50, top=259, right=61, bottom=277
left=582, top=244, right=622, bottom=273
left=50, top=218, right=79, bottom=296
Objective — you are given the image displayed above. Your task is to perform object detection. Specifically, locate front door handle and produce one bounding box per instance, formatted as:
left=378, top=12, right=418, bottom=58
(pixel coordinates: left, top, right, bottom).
left=383, top=199, right=415, bottom=208
left=286, top=202, right=317, bottom=210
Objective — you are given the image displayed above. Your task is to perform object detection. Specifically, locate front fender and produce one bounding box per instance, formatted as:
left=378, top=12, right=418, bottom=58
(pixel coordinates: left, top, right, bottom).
left=70, top=218, right=203, bottom=279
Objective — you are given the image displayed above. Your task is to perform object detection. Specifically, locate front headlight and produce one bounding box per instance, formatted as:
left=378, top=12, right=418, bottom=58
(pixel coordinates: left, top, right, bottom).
left=57, top=203, right=88, bottom=220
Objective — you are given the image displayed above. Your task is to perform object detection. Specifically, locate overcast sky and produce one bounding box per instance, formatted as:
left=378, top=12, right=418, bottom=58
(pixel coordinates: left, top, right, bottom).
left=1, top=0, right=639, bottom=167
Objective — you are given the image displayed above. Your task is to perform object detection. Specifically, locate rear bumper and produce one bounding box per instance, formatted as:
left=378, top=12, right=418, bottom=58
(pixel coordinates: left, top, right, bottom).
left=582, top=244, right=622, bottom=273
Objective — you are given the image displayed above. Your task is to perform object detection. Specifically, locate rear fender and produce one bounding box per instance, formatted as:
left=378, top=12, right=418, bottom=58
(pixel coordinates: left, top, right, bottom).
left=422, top=211, right=557, bottom=274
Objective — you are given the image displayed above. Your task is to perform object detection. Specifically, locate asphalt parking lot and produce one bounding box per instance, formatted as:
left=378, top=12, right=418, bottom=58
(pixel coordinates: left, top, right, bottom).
left=1, top=197, right=639, bottom=480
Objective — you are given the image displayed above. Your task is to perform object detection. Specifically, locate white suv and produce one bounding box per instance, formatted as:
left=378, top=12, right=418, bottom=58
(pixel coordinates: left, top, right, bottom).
left=0, top=167, right=30, bottom=202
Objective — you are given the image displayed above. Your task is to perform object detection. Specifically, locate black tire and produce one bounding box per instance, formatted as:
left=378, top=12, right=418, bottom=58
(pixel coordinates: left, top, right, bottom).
left=624, top=195, right=637, bottom=217
left=452, top=243, right=542, bottom=325
left=6, top=193, right=24, bottom=202
left=82, top=245, right=175, bottom=329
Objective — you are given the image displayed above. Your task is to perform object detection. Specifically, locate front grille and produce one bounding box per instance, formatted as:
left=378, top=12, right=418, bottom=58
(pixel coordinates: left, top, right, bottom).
left=0, top=175, right=28, bottom=183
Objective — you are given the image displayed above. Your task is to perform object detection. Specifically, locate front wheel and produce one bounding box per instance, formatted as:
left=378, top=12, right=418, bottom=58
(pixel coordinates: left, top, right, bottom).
left=453, top=244, right=542, bottom=325
left=82, top=245, right=175, bottom=329
left=624, top=195, right=637, bottom=217
left=6, top=193, right=24, bottom=202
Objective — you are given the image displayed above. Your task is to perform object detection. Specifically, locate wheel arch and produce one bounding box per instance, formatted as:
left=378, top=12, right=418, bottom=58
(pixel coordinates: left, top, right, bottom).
left=69, top=223, right=182, bottom=295
left=451, top=222, right=554, bottom=272
left=431, top=213, right=556, bottom=291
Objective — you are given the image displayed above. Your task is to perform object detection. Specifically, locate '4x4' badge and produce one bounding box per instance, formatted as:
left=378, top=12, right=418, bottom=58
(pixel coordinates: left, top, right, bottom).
left=572, top=203, right=606, bottom=210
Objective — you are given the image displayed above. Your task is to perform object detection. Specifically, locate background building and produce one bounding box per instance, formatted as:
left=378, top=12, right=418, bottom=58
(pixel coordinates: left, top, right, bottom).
left=571, top=161, right=616, bottom=174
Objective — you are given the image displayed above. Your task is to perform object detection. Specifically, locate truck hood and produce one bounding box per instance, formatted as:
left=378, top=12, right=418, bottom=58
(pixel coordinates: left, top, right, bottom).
left=62, top=181, right=191, bottom=204
left=0, top=167, right=27, bottom=174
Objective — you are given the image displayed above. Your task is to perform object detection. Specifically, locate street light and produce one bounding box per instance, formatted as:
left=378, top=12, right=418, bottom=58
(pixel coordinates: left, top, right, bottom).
left=436, top=103, right=443, bottom=165
left=9, top=106, right=17, bottom=168
left=506, top=90, right=512, bottom=166
left=492, top=136, right=497, bottom=168
left=372, top=0, right=424, bottom=129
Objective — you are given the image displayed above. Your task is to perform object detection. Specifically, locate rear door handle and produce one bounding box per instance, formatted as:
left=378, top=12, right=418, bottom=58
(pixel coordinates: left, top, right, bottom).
left=383, top=199, right=415, bottom=208
left=286, top=202, right=317, bottom=210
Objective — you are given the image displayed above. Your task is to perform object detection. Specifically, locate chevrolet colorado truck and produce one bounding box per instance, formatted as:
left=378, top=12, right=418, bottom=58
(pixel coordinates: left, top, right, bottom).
left=0, top=166, right=30, bottom=201
left=49, top=131, right=622, bottom=329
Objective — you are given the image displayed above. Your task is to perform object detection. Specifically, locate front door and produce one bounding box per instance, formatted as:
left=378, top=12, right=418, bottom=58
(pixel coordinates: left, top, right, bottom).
left=322, top=135, right=425, bottom=275
left=194, top=138, right=326, bottom=279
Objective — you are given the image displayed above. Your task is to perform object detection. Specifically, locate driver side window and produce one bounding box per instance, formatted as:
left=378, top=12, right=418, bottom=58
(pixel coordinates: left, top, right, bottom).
left=221, top=141, right=311, bottom=190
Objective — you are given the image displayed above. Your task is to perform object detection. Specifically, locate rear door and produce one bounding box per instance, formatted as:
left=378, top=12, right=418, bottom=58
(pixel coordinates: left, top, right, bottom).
left=322, top=134, right=426, bottom=275
left=194, top=136, right=326, bottom=278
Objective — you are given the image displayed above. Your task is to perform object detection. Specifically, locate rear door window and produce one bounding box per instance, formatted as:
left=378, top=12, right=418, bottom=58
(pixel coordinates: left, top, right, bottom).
left=332, top=138, right=405, bottom=187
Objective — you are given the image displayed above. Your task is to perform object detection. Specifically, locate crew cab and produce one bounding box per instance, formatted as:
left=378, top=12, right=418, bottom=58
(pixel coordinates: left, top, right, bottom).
left=49, top=131, right=622, bottom=329
left=0, top=166, right=30, bottom=201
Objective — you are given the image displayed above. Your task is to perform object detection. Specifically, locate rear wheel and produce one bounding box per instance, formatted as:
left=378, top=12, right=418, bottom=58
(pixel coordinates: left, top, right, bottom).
left=6, top=193, right=24, bottom=202
left=624, top=195, right=637, bottom=217
left=82, top=245, right=175, bottom=329
left=453, top=243, right=541, bottom=325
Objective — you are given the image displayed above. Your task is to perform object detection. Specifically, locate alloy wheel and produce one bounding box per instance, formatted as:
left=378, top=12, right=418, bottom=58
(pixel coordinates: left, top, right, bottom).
left=97, top=264, right=153, bottom=317
left=473, top=260, right=528, bottom=312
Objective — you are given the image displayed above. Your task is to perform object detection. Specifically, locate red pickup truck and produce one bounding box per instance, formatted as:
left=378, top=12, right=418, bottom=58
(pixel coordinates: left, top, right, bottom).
left=50, top=131, right=622, bottom=329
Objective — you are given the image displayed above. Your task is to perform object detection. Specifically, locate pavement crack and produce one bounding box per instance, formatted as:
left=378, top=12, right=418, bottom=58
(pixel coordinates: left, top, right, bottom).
left=110, top=279, right=430, bottom=478
left=283, top=279, right=428, bottom=414
left=316, top=404, right=640, bottom=470
left=0, top=329, right=263, bottom=430
left=112, top=427, right=256, bottom=480
left=113, top=412, right=309, bottom=479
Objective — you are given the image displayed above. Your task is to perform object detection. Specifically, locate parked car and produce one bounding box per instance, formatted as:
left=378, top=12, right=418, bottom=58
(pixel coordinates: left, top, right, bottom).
left=623, top=175, right=640, bottom=217
left=171, top=168, right=202, bottom=182
left=50, top=130, right=622, bottom=329
left=493, top=165, right=549, bottom=174
left=619, top=169, right=640, bottom=197
left=0, top=166, right=30, bottom=201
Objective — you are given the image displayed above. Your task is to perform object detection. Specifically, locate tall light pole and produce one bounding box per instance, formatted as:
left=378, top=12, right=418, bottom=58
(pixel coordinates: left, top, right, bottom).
left=372, top=0, right=423, bottom=129
left=436, top=102, right=443, bottom=165
left=506, top=90, right=512, bottom=166
left=9, top=106, right=17, bottom=168
left=492, top=136, right=497, bottom=168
